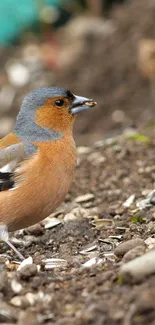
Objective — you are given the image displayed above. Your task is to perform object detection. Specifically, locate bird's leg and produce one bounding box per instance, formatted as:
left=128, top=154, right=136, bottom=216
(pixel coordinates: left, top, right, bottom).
left=0, top=224, right=24, bottom=261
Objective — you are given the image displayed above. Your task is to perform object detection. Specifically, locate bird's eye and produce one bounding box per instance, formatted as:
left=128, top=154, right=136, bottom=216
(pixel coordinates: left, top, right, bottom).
left=55, top=99, right=64, bottom=107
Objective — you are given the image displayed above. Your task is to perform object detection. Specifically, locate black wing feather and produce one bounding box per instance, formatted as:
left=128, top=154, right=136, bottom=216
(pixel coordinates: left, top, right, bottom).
left=0, top=172, right=14, bottom=191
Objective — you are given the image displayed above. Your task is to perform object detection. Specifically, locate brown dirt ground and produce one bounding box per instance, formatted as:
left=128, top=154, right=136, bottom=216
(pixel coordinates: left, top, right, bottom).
left=1, top=131, right=155, bottom=324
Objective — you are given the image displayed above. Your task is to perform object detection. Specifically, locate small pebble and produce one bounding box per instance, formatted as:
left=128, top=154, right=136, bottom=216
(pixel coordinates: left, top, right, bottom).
left=20, top=235, right=38, bottom=247
left=0, top=302, right=17, bottom=322
left=25, top=224, right=44, bottom=236
left=119, top=249, right=155, bottom=282
left=112, top=109, right=125, bottom=123
left=150, top=191, right=155, bottom=204
left=94, top=137, right=117, bottom=148
left=10, top=296, right=29, bottom=308
left=11, top=278, right=23, bottom=294
left=18, top=264, right=38, bottom=279
left=64, top=213, right=77, bottom=221
left=114, top=215, right=122, bottom=221
left=25, top=291, right=52, bottom=306
left=122, top=245, right=146, bottom=263
left=145, top=237, right=155, bottom=249
left=6, top=61, right=30, bottom=87
left=71, top=207, right=90, bottom=218
left=77, top=146, right=92, bottom=154
left=115, top=238, right=145, bottom=257
left=146, top=221, right=155, bottom=234
left=87, top=152, right=106, bottom=166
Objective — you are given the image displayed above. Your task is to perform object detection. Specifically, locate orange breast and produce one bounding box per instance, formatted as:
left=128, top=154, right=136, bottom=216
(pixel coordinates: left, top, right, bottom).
left=0, top=135, right=77, bottom=231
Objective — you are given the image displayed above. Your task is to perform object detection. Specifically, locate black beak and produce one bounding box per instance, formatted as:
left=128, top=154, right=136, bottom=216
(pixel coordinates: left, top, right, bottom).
left=70, top=95, right=97, bottom=115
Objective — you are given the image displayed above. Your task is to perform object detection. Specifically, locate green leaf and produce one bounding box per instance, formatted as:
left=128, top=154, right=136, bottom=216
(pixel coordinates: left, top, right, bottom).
left=131, top=215, right=146, bottom=223
left=126, top=134, right=150, bottom=143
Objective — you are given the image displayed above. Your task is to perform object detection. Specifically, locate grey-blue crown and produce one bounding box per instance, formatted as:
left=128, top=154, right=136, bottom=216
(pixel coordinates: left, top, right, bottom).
left=21, top=87, right=72, bottom=111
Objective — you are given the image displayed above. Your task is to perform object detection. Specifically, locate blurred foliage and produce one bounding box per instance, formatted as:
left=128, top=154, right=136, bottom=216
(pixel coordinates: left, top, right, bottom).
left=0, top=0, right=84, bottom=45
left=126, top=134, right=150, bottom=144
left=130, top=215, right=146, bottom=224
left=0, top=0, right=127, bottom=45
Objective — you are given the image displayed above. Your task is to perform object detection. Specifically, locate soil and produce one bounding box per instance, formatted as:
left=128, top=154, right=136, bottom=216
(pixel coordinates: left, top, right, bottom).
left=1, top=0, right=155, bottom=324
left=0, top=131, right=155, bottom=325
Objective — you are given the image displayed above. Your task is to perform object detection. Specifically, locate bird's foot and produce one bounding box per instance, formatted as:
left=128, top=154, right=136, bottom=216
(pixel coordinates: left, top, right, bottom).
left=0, top=224, right=24, bottom=261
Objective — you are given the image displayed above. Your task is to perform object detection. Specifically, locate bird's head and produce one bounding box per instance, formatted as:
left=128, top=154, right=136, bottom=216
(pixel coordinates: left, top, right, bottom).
left=14, top=87, right=97, bottom=142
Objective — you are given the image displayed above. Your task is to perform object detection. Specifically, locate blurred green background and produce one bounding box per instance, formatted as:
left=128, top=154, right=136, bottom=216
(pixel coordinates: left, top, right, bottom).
left=0, top=0, right=154, bottom=145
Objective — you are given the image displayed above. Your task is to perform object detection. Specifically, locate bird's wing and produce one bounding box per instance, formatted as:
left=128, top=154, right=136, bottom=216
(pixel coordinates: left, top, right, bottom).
left=0, top=132, right=21, bottom=150
left=0, top=142, right=26, bottom=168
left=0, top=134, right=34, bottom=191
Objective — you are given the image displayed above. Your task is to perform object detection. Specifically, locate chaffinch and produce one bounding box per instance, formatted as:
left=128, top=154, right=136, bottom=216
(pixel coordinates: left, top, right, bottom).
left=0, top=87, right=96, bottom=259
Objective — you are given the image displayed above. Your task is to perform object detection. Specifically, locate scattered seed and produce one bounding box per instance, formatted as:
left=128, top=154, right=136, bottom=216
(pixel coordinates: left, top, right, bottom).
left=122, top=194, right=135, bottom=208
left=80, top=243, right=98, bottom=255
left=116, top=226, right=129, bottom=232
left=43, top=258, right=68, bottom=270
left=75, top=193, right=95, bottom=203
left=91, top=218, right=114, bottom=229
left=44, top=217, right=62, bottom=229
left=103, top=252, right=115, bottom=257
left=17, top=256, right=33, bottom=271
left=109, top=235, right=123, bottom=241
left=82, top=257, right=104, bottom=268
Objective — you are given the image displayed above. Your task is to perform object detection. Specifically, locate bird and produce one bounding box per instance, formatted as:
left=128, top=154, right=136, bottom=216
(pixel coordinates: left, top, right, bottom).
left=0, top=87, right=96, bottom=259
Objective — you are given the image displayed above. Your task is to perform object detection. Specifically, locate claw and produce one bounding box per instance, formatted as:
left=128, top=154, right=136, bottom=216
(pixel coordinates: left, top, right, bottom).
left=0, top=224, right=24, bottom=261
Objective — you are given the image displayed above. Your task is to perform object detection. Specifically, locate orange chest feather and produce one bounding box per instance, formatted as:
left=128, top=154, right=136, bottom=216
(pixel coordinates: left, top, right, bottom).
left=36, top=136, right=77, bottom=172
left=18, top=135, right=77, bottom=192
left=0, top=136, right=77, bottom=230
